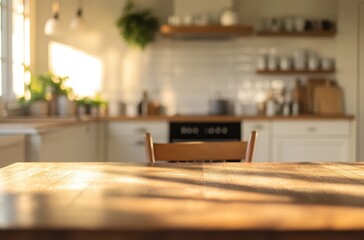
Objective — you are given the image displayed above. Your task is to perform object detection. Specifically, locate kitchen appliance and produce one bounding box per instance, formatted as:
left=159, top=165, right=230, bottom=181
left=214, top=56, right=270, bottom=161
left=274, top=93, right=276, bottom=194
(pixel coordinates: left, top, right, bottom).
left=208, top=99, right=233, bottom=115
left=169, top=122, right=241, bottom=142
left=169, top=121, right=242, bottom=162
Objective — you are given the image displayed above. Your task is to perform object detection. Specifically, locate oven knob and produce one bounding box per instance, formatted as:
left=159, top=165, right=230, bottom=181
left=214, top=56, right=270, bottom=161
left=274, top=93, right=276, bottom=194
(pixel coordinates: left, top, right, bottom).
left=215, top=127, right=221, bottom=135
left=187, top=127, right=193, bottom=135
left=192, top=127, right=199, bottom=135
left=222, top=127, right=228, bottom=135
left=208, top=127, right=215, bottom=135
left=181, top=127, right=187, bottom=135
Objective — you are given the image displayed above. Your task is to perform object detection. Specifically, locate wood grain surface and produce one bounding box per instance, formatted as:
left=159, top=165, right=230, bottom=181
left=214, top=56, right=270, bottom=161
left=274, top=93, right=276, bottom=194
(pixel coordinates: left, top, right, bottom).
left=0, top=162, right=364, bottom=240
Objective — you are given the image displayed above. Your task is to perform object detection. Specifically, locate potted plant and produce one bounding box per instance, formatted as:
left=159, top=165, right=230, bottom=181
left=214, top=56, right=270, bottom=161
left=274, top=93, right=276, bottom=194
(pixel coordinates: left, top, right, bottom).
left=48, top=74, right=75, bottom=117
left=116, top=0, right=159, bottom=49
left=19, top=73, right=50, bottom=116
left=75, top=95, right=107, bottom=118
left=90, top=95, right=107, bottom=117
left=75, top=97, right=92, bottom=117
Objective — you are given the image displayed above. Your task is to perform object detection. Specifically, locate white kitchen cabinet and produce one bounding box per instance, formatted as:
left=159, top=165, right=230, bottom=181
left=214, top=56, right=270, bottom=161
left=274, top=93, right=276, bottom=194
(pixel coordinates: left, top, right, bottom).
left=27, top=123, right=100, bottom=162
left=106, top=121, right=168, bottom=162
left=0, top=135, right=26, bottom=168
left=243, top=120, right=271, bottom=162
left=271, top=120, right=351, bottom=162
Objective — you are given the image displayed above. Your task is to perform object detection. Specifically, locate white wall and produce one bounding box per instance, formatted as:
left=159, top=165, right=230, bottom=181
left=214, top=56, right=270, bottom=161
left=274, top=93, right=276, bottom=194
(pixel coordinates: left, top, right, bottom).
left=34, top=0, right=339, bottom=115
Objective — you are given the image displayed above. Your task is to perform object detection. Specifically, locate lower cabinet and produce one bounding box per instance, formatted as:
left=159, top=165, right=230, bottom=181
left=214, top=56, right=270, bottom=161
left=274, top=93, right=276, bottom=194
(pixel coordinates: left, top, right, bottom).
left=27, top=123, right=100, bottom=162
left=271, top=120, right=351, bottom=162
left=243, top=120, right=271, bottom=162
left=0, top=135, right=26, bottom=168
left=106, top=121, right=168, bottom=163
left=244, top=119, right=352, bottom=162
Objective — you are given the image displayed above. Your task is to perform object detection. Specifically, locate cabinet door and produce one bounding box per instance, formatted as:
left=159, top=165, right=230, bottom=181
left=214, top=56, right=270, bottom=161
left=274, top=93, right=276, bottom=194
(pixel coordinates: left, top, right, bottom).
left=243, top=121, right=271, bottom=162
left=0, top=136, right=25, bottom=168
left=39, top=124, right=97, bottom=162
left=107, top=121, right=168, bottom=162
left=272, top=138, right=350, bottom=162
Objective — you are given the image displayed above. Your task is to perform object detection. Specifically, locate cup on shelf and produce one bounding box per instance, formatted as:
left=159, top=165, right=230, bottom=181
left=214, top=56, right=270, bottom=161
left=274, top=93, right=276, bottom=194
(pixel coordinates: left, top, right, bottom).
left=269, top=18, right=282, bottom=32
left=308, top=55, right=320, bottom=71
left=279, top=56, right=293, bottom=71
left=256, top=55, right=267, bottom=71
left=293, top=50, right=307, bottom=70
left=321, top=57, right=335, bottom=71
left=168, top=15, right=181, bottom=26
left=194, top=15, right=209, bottom=26
left=321, top=19, right=335, bottom=31
left=182, top=15, right=193, bottom=25
left=267, top=55, right=278, bottom=71
left=294, top=17, right=305, bottom=32
left=283, top=17, right=295, bottom=32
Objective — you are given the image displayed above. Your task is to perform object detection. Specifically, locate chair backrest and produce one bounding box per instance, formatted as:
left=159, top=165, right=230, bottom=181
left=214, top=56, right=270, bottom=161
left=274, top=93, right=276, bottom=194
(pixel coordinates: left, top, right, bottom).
left=145, top=131, right=257, bottom=163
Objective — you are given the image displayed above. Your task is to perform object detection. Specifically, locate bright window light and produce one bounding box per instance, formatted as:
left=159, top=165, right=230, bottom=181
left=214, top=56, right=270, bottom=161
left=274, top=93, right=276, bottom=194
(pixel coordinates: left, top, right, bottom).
left=49, top=41, right=103, bottom=97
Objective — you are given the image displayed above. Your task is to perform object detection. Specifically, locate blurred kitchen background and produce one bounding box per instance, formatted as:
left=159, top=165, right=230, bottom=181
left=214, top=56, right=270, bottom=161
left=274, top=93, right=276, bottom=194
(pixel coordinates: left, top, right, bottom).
left=28, top=0, right=346, bottom=116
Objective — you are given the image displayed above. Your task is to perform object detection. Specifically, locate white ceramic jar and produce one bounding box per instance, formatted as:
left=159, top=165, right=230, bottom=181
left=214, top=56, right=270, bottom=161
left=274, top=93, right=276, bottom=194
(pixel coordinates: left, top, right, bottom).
left=294, top=17, right=305, bottom=32
left=256, top=55, right=267, bottom=71
left=279, top=56, right=293, bottom=71
left=308, top=55, right=320, bottom=71
left=321, top=58, right=335, bottom=71
left=220, top=8, right=238, bottom=26
left=293, top=50, right=307, bottom=70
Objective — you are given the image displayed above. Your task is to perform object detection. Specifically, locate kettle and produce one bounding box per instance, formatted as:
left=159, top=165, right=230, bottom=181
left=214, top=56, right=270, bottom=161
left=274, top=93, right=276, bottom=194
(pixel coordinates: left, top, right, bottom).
left=209, top=99, right=232, bottom=115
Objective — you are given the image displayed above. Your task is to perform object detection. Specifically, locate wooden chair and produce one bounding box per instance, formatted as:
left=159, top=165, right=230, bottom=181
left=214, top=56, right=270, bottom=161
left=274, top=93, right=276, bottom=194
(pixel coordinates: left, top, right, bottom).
left=145, top=131, right=257, bottom=163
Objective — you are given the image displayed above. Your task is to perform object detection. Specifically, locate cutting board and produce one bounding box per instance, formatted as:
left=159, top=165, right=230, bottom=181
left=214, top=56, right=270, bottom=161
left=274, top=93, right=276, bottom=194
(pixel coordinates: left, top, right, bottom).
left=307, top=78, right=327, bottom=114
left=313, top=80, right=344, bottom=115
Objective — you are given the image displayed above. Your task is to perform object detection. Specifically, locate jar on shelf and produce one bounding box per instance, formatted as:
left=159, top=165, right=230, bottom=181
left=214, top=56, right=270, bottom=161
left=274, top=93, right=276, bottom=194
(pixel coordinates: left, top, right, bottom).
left=220, top=8, right=238, bottom=26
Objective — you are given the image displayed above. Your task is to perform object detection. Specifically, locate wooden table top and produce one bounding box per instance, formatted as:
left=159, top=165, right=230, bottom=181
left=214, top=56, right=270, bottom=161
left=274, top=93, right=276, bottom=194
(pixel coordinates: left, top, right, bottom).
left=0, top=162, right=364, bottom=240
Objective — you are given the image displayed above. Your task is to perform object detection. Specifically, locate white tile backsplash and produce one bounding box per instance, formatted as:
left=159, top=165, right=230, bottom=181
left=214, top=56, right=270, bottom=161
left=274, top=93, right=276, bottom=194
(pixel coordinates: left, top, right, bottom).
left=116, top=37, right=336, bottom=115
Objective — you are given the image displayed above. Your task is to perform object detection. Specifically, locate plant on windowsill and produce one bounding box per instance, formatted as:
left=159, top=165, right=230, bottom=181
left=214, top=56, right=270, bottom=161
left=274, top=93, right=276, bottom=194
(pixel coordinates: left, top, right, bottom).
left=19, top=69, right=75, bottom=117
left=116, top=0, right=160, bottom=49
left=18, top=71, right=51, bottom=117
left=48, top=74, right=76, bottom=117
left=75, top=95, right=107, bottom=118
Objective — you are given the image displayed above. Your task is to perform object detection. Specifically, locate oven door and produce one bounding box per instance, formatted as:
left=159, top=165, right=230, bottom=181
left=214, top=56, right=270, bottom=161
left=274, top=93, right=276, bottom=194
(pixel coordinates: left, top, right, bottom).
left=169, top=122, right=241, bottom=143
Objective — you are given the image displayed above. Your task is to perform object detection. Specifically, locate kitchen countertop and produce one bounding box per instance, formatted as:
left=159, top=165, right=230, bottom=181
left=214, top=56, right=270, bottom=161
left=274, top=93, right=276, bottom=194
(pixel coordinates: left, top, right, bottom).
left=0, top=117, right=98, bottom=135
left=105, top=114, right=355, bottom=122
left=0, top=114, right=355, bottom=135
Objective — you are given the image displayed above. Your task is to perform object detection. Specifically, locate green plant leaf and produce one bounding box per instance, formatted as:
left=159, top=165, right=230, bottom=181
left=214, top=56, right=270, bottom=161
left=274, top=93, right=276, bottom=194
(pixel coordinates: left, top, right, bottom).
left=116, top=0, right=160, bottom=49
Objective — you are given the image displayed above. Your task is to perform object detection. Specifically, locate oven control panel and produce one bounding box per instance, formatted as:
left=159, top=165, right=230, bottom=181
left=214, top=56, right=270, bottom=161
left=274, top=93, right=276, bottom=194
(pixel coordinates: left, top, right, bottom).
left=169, top=122, right=241, bottom=142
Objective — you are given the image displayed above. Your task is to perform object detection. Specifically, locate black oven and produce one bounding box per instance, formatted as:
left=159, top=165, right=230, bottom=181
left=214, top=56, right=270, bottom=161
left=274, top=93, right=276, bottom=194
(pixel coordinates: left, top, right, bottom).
left=169, top=122, right=241, bottom=143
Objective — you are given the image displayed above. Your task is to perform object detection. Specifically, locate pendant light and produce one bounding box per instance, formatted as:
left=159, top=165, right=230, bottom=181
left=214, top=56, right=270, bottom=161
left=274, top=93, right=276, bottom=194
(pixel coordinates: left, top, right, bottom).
left=44, top=1, right=61, bottom=36
left=70, top=0, right=84, bottom=30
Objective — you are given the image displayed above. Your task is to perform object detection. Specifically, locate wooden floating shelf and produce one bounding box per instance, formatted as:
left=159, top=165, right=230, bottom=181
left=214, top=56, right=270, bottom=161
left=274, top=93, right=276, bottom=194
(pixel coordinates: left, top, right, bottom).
left=256, top=30, right=336, bottom=37
left=160, top=25, right=254, bottom=37
left=256, top=69, right=336, bottom=74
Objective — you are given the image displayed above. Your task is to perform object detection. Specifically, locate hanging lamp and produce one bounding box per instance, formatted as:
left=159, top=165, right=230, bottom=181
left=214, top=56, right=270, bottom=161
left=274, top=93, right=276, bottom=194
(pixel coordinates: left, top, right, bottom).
left=44, top=1, right=61, bottom=35
left=70, top=0, right=85, bottom=30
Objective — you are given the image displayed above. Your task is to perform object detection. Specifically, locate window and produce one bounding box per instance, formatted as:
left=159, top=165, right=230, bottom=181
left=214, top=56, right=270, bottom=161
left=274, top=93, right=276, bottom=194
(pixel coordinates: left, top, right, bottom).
left=0, top=0, right=30, bottom=99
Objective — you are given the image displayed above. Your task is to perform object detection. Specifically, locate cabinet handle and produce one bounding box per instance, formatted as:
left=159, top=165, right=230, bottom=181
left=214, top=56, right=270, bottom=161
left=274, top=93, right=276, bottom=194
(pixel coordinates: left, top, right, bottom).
left=254, top=125, right=264, bottom=130
left=135, top=128, right=147, bottom=134
left=307, top=127, right=317, bottom=133
left=135, top=140, right=145, bottom=146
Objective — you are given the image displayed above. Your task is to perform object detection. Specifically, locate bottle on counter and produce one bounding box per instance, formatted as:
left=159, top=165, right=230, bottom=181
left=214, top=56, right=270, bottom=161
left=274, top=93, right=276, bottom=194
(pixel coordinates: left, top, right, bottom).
left=141, top=91, right=149, bottom=116
left=137, top=91, right=149, bottom=116
left=265, top=91, right=277, bottom=116
left=282, top=93, right=292, bottom=116
left=291, top=79, right=307, bottom=115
